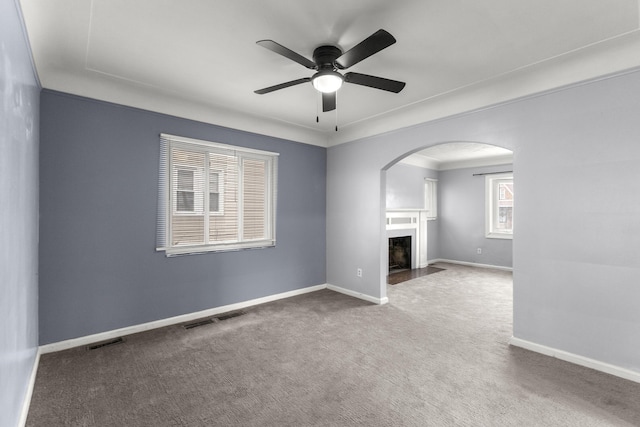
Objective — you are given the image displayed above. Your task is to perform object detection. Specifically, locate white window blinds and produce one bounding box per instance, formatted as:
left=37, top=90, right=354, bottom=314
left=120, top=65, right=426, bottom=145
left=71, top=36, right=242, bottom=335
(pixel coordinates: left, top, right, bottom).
left=157, top=134, right=278, bottom=256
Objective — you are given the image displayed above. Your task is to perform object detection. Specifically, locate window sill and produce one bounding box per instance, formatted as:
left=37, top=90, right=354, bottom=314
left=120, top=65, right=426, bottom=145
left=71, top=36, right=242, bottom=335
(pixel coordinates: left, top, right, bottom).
left=158, top=240, right=276, bottom=257
left=486, top=233, right=513, bottom=240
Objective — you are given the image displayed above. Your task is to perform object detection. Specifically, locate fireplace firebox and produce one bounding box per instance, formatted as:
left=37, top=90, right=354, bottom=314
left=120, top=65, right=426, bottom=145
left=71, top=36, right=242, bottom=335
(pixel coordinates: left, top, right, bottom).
left=389, top=236, right=411, bottom=271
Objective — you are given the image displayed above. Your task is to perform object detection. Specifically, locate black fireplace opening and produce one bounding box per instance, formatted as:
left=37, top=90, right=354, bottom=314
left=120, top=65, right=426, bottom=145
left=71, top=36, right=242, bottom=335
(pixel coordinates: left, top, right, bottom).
left=389, top=236, right=411, bottom=272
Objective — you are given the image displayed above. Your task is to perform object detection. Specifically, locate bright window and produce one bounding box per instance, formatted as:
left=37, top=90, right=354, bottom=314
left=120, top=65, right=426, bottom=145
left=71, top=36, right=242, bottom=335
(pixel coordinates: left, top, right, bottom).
left=485, top=173, right=513, bottom=239
left=157, top=134, right=278, bottom=256
left=209, top=170, right=223, bottom=214
left=424, top=178, right=438, bottom=220
left=176, top=168, right=196, bottom=212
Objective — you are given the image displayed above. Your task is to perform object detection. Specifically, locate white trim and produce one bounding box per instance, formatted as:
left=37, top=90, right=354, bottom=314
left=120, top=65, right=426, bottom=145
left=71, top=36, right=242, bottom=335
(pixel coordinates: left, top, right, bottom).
left=166, top=240, right=276, bottom=256
left=399, top=154, right=440, bottom=170
left=18, top=348, right=41, bottom=427
left=161, top=133, right=280, bottom=157
left=509, top=337, right=640, bottom=385
left=486, top=232, right=513, bottom=240
left=40, top=284, right=326, bottom=354
left=327, top=284, right=389, bottom=305
left=161, top=135, right=278, bottom=256
left=403, top=153, right=514, bottom=171
left=430, top=258, right=513, bottom=272
left=386, top=210, right=428, bottom=269
left=485, top=173, right=514, bottom=239
left=38, top=283, right=390, bottom=354
left=438, top=156, right=513, bottom=171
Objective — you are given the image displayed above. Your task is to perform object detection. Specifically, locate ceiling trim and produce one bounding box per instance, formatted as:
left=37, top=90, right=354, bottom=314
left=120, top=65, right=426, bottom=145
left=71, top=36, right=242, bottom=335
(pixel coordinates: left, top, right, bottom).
left=22, top=1, right=640, bottom=149
left=328, top=30, right=640, bottom=146
left=437, top=155, right=513, bottom=171
left=400, top=153, right=513, bottom=171
left=43, top=72, right=331, bottom=147
left=39, top=32, right=640, bottom=150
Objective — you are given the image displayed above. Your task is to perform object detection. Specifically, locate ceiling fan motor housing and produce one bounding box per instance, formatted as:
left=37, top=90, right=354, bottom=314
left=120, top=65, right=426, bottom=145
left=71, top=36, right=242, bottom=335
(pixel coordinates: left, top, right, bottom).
left=311, top=45, right=345, bottom=93
left=313, top=45, right=342, bottom=70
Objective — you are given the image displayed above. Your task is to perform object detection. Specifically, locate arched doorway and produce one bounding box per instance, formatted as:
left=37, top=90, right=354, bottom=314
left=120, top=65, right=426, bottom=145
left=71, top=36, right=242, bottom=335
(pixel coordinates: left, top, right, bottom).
left=383, top=142, right=514, bottom=288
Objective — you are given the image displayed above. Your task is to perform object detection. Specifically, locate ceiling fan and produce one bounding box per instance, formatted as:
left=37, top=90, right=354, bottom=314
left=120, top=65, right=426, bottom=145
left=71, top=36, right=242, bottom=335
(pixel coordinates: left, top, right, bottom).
left=254, top=29, right=406, bottom=117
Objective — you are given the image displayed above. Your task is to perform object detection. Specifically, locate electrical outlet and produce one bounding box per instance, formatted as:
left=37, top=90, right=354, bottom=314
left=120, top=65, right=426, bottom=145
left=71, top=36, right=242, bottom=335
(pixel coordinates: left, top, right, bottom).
left=356, top=268, right=363, bottom=278
left=477, top=248, right=482, bottom=254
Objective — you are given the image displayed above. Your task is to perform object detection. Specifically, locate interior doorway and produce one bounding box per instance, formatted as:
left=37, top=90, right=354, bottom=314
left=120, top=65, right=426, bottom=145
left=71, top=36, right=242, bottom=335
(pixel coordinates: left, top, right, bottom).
left=384, top=142, right=514, bottom=286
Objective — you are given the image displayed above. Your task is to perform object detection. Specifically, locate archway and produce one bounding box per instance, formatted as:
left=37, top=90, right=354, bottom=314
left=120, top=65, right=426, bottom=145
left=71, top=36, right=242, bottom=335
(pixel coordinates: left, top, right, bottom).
left=381, top=141, right=514, bottom=297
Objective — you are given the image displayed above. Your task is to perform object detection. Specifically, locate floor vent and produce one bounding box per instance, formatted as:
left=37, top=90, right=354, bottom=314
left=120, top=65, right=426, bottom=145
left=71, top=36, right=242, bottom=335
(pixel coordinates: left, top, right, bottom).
left=216, top=311, right=246, bottom=321
left=87, top=337, right=124, bottom=350
left=183, top=318, right=215, bottom=329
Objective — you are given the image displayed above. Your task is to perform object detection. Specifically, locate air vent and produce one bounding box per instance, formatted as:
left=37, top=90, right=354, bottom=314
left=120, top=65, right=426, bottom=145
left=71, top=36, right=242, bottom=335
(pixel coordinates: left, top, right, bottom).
left=183, top=311, right=246, bottom=331
left=87, top=337, right=124, bottom=350
left=215, top=310, right=246, bottom=321
left=183, top=319, right=214, bottom=330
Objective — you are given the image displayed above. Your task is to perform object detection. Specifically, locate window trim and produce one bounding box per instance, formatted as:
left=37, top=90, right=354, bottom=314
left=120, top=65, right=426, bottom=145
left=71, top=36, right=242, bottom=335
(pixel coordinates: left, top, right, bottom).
left=157, top=134, right=278, bottom=256
left=208, top=169, right=224, bottom=216
left=485, top=173, right=513, bottom=240
left=173, top=165, right=202, bottom=215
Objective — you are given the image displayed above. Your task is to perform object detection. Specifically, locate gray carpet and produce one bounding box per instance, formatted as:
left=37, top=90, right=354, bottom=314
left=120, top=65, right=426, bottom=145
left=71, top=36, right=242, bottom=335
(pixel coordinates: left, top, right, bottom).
left=27, top=263, right=640, bottom=426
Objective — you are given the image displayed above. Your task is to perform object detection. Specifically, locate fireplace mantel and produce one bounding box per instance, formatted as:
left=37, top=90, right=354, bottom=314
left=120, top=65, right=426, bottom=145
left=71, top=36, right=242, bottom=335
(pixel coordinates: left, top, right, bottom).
left=386, top=210, right=428, bottom=269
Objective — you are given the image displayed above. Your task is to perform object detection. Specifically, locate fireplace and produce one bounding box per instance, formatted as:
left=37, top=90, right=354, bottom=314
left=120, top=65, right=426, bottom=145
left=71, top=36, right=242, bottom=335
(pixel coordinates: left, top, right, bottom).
left=389, top=236, right=411, bottom=272
left=386, top=210, right=429, bottom=271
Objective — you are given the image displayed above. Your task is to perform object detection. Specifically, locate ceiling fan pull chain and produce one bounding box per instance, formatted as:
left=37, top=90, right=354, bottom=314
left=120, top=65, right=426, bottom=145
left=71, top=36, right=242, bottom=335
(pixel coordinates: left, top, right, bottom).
left=335, top=92, right=338, bottom=131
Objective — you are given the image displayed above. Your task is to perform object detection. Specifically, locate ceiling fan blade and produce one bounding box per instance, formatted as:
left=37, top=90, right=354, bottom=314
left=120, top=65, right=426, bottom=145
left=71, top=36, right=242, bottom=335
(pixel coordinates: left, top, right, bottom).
left=256, top=40, right=317, bottom=69
left=254, top=78, right=311, bottom=94
left=322, top=92, right=336, bottom=112
left=335, top=29, right=396, bottom=69
left=344, top=72, right=405, bottom=93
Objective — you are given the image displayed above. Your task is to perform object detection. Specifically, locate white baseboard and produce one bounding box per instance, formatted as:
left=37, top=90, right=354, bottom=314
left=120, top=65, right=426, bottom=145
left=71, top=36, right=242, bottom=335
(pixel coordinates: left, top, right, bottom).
left=509, top=337, right=640, bottom=384
left=31, top=283, right=386, bottom=421
left=18, top=348, right=41, bottom=427
left=40, top=284, right=327, bottom=354
left=430, top=258, right=513, bottom=272
left=327, top=284, right=388, bottom=305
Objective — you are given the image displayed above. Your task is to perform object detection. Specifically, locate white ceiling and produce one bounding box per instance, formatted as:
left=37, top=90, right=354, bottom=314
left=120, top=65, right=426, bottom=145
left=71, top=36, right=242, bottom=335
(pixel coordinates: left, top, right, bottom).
left=402, top=143, right=513, bottom=170
left=19, top=0, right=640, bottom=147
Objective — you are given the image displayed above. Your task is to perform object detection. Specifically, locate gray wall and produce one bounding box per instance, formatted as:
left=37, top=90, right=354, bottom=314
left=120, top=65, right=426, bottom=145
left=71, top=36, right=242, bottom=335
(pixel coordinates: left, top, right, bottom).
left=39, top=91, right=326, bottom=344
left=0, top=0, right=40, bottom=425
left=327, top=69, right=640, bottom=373
left=385, top=162, right=440, bottom=261
left=386, top=162, right=435, bottom=209
left=438, top=165, right=513, bottom=268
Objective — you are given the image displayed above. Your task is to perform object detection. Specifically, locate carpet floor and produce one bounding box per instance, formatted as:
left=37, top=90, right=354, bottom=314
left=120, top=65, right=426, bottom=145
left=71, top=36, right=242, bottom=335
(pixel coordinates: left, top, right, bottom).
left=27, top=263, right=640, bottom=426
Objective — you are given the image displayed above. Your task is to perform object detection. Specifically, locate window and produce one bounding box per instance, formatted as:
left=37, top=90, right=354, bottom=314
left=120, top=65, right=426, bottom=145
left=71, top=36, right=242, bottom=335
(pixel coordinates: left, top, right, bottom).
left=157, top=134, right=278, bottom=256
left=485, top=173, right=513, bottom=239
left=209, top=171, right=223, bottom=214
left=424, top=178, right=438, bottom=220
left=176, top=168, right=196, bottom=212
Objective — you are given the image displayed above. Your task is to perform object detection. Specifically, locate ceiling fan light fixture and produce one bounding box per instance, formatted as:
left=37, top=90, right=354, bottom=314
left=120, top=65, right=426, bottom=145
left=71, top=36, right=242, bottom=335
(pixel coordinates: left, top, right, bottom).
left=312, top=70, right=343, bottom=93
